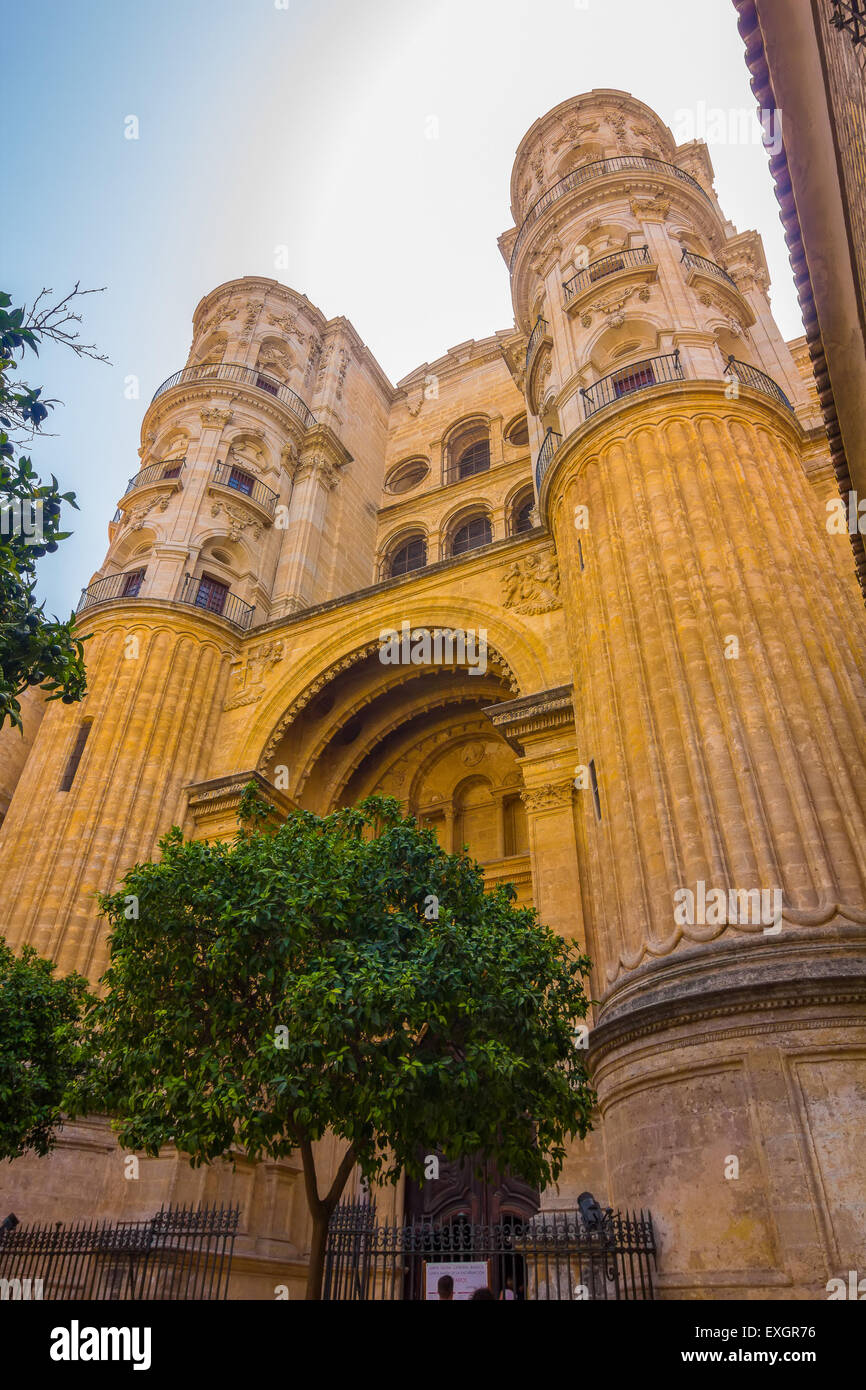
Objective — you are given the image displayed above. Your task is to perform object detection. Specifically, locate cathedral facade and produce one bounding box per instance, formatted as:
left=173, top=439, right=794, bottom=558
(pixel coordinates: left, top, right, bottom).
left=2, top=89, right=866, bottom=1300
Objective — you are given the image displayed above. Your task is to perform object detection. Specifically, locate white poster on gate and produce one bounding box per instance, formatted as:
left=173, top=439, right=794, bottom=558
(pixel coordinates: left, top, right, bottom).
left=424, top=1260, right=491, bottom=1300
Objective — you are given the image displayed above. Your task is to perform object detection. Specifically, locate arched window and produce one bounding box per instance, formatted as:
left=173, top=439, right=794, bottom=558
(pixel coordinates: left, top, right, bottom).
left=388, top=534, right=427, bottom=577
left=505, top=415, right=529, bottom=448
left=445, top=421, right=490, bottom=484
left=386, top=458, right=429, bottom=494
left=456, top=438, right=490, bottom=479
left=510, top=493, right=535, bottom=535
left=451, top=515, right=492, bottom=556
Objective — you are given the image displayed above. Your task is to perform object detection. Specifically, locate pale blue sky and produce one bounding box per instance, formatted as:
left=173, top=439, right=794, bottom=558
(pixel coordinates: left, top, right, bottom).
left=4, top=0, right=800, bottom=616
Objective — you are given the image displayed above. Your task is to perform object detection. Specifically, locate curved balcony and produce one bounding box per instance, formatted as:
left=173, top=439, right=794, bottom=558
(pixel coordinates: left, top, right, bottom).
left=179, top=574, right=255, bottom=631
left=77, top=570, right=146, bottom=614
left=534, top=428, right=562, bottom=493
left=724, top=356, right=794, bottom=412
left=510, top=156, right=716, bottom=269
left=121, top=457, right=186, bottom=500
left=150, top=362, right=317, bottom=431
left=680, top=249, right=737, bottom=290
left=525, top=315, right=550, bottom=371
left=210, top=461, right=278, bottom=519
left=563, top=246, right=652, bottom=303
left=580, top=351, right=684, bottom=420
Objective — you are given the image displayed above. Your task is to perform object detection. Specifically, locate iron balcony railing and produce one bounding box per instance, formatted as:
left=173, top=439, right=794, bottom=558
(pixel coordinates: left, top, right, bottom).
left=525, top=316, right=549, bottom=368
left=563, top=246, right=651, bottom=301
left=122, top=457, right=186, bottom=498
left=179, top=574, right=255, bottom=631
left=78, top=571, right=146, bottom=613
left=510, top=155, right=715, bottom=268
left=681, top=249, right=738, bottom=290
left=211, top=461, right=278, bottom=516
left=151, top=362, right=317, bottom=430
left=724, top=356, right=795, bottom=412
left=581, top=350, right=684, bottom=420
left=535, top=427, right=563, bottom=492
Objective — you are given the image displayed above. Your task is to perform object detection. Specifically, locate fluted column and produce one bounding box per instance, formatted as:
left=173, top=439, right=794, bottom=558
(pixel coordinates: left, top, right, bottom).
left=0, top=609, right=234, bottom=982
left=550, top=387, right=866, bottom=992
left=545, top=381, right=866, bottom=1296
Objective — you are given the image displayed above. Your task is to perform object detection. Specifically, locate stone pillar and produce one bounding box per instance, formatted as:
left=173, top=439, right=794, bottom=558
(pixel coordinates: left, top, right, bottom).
left=0, top=608, right=235, bottom=982
left=484, top=685, right=585, bottom=946
left=271, top=425, right=351, bottom=614
left=545, top=382, right=866, bottom=1297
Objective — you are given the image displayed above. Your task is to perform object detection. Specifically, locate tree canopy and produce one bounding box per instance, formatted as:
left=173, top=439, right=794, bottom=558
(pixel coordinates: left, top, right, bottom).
left=0, top=285, right=105, bottom=729
left=81, top=790, right=596, bottom=1297
left=0, top=937, right=92, bottom=1160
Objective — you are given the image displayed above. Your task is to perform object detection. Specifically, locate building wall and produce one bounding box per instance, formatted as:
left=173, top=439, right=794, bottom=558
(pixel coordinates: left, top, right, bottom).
left=1, top=87, right=864, bottom=1299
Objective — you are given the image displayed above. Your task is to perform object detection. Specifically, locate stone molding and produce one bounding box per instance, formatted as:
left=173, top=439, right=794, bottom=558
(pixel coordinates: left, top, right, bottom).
left=185, top=769, right=297, bottom=830
left=520, top=781, right=575, bottom=812
left=482, top=684, right=575, bottom=754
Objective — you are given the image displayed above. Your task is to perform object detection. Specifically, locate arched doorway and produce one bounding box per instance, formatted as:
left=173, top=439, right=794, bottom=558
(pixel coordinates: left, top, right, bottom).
left=259, top=641, right=539, bottom=1235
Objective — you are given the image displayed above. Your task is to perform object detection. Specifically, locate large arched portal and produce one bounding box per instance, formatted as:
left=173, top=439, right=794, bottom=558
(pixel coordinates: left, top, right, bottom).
left=259, top=643, right=540, bottom=1228
left=260, top=645, right=533, bottom=905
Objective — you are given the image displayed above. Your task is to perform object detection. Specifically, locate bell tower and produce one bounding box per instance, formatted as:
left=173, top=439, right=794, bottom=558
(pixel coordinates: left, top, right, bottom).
left=501, top=90, right=866, bottom=1297
left=0, top=278, right=392, bottom=981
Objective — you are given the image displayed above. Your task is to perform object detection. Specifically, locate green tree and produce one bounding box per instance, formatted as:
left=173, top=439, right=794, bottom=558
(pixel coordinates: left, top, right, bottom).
left=0, top=285, right=107, bottom=729
left=0, top=937, right=92, bottom=1159
left=81, top=791, right=595, bottom=1299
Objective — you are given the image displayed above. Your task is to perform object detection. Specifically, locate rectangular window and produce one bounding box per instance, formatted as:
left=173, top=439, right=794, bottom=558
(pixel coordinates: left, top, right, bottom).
left=613, top=364, right=656, bottom=399
left=122, top=568, right=145, bottom=597
left=195, top=575, right=229, bottom=615
left=228, top=467, right=254, bottom=496
left=162, top=460, right=183, bottom=479
left=590, top=256, right=624, bottom=280
left=60, top=720, right=93, bottom=792
left=255, top=374, right=279, bottom=397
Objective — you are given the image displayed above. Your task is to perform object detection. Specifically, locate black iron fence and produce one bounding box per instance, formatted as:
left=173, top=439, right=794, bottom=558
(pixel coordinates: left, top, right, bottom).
left=122, top=457, right=186, bottom=497
left=723, top=355, right=795, bottom=411
left=535, top=428, right=563, bottom=493
left=151, top=362, right=316, bottom=431
left=324, top=1201, right=656, bottom=1301
left=525, top=316, right=549, bottom=367
left=581, top=350, right=684, bottom=419
left=179, top=574, right=256, bottom=630
left=563, top=246, right=651, bottom=301
left=511, top=154, right=715, bottom=267
left=680, top=248, right=738, bottom=289
left=78, top=570, right=146, bottom=612
left=211, top=461, right=279, bottom=516
left=0, top=1203, right=239, bottom=1301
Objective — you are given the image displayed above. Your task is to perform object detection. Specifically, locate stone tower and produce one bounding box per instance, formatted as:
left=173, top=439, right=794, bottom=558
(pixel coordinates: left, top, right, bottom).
left=502, top=90, right=866, bottom=1297
left=0, top=91, right=864, bottom=1299
left=0, top=279, right=392, bottom=981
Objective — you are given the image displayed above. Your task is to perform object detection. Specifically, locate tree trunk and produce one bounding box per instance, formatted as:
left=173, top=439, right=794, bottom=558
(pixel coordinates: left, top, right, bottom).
left=306, top=1209, right=330, bottom=1301
left=299, top=1136, right=357, bottom=1299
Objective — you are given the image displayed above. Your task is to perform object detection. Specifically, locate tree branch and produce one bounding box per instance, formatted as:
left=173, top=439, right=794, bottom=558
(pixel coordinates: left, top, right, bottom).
left=324, top=1141, right=357, bottom=1213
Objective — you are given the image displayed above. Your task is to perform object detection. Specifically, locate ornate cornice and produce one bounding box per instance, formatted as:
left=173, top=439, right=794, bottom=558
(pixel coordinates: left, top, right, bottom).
left=185, top=769, right=298, bottom=830
left=588, top=980, right=866, bottom=1072
left=520, top=781, right=576, bottom=812
left=482, top=684, right=575, bottom=754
